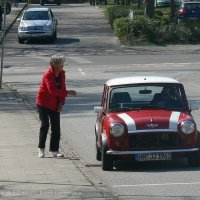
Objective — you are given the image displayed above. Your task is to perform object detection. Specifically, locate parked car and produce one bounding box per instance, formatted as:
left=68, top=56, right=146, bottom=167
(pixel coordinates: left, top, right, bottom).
left=94, top=76, right=200, bottom=171
left=155, top=0, right=180, bottom=7
left=17, top=7, right=57, bottom=44
left=40, top=0, right=61, bottom=6
left=176, top=1, right=200, bottom=20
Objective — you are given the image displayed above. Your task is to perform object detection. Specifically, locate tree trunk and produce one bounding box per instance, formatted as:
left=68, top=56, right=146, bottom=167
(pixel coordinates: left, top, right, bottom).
left=170, top=0, right=175, bottom=19
left=137, top=0, right=141, bottom=8
left=144, top=0, right=155, bottom=18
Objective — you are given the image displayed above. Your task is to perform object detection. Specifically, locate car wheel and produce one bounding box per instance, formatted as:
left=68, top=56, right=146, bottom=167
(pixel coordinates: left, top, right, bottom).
left=96, top=144, right=101, bottom=161
left=18, top=37, right=25, bottom=44
left=188, top=151, right=200, bottom=167
left=54, top=30, right=57, bottom=40
left=101, top=146, right=113, bottom=171
left=188, top=133, right=200, bottom=167
left=49, top=35, right=55, bottom=43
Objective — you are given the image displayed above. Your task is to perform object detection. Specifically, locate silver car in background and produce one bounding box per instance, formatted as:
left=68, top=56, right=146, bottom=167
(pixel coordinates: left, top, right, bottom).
left=17, top=7, right=57, bottom=44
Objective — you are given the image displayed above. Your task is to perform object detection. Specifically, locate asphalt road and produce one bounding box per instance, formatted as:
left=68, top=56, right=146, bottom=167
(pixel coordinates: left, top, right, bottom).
left=3, top=3, right=200, bottom=200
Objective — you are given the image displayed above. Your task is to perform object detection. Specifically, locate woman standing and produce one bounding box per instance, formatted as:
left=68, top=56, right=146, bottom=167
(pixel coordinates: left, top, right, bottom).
left=36, top=53, right=76, bottom=158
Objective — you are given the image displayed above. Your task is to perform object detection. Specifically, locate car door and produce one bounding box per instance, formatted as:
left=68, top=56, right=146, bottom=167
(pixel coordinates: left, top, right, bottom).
left=95, top=85, right=109, bottom=147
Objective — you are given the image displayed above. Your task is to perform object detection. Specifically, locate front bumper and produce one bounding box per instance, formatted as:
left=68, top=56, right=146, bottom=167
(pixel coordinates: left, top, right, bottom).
left=18, top=31, right=53, bottom=39
left=106, top=148, right=199, bottom=155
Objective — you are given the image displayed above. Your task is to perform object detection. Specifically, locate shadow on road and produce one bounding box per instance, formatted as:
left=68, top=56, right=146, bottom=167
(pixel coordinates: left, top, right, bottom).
left=112, top=158, right=200, bottom=172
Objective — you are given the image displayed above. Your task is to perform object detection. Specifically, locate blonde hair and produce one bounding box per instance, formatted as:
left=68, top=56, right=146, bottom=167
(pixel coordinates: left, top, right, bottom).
left=49, top=53, right=66, bottom=66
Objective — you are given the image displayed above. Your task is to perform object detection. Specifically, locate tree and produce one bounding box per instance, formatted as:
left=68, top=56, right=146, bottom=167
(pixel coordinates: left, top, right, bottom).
left=144, top=0, right=155, bottom=18
left=170, top=0, right=176, bottom=19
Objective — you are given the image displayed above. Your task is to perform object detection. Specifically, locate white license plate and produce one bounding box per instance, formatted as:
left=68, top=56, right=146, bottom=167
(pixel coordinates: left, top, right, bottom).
left=135, top=152, right=171, bottom=161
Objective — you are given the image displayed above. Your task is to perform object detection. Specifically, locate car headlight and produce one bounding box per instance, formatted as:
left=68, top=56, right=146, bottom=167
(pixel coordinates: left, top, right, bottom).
left=19, top=23, right=27, bottom=31
left=43, top=25, right=52, bottom=31
left=110, top=123, right=124, bottom=137
left=180, top=121, right=195, bottom=134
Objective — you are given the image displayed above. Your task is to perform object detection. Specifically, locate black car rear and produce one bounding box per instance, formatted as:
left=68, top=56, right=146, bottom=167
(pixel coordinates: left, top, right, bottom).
left=177, top=2, right=200, bottom=20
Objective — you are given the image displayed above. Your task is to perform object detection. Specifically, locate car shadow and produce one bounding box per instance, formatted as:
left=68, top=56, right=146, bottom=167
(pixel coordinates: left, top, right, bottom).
left=112, top=158, right=200, bottom=172
left=24, top=37, right=80, bottom=45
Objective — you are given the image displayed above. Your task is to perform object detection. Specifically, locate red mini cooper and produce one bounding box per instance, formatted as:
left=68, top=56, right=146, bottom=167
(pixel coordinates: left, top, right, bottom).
left=94, top=76, right=200, bottom=170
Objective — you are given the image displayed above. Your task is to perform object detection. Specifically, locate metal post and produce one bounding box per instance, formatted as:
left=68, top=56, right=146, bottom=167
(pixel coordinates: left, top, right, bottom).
left=0, top=0, right=7, bottom=89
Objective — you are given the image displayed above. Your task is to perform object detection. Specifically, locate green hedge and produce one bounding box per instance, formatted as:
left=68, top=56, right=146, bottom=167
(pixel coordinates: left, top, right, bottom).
left=111, top=5, right=200, bottom=44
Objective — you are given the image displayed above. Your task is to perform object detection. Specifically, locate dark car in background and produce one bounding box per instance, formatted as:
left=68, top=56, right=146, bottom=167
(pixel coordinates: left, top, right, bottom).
left=155, top=0, right=180, bottom=7
left=176, top=1, right=200, bottom=20
left=40, top=0, right=61, bottom=5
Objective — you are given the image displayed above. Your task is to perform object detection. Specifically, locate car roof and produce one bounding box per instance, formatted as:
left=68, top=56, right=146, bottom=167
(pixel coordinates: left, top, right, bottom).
left=25, top=7, right=50, bottom=12
left=106, top=76, right=181, bottom=87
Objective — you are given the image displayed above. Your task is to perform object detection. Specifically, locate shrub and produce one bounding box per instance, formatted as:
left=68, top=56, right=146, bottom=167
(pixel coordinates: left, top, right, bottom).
left=107, top=4, right=200, bottom=44
left=113, top=17, right=129, bottom=38
left=106, top=6, right=130, bottom=28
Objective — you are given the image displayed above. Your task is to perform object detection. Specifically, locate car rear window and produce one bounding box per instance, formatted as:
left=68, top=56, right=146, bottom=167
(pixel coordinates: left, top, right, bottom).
left=23, top=11, right=50, bottom=20
left=184, top=3, right=200, bottom=10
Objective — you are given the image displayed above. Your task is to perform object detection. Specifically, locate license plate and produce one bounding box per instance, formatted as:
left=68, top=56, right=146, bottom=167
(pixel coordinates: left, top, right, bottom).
left=135, top=152, right=171, bottom=161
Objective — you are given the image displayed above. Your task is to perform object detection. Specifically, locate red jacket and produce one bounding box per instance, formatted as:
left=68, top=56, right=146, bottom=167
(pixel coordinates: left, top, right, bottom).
left=36, top=66, right=67, bottom=111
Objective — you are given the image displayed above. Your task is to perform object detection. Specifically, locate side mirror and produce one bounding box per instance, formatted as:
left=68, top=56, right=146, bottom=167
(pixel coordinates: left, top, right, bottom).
left=94, top=106, right=104, bottom=113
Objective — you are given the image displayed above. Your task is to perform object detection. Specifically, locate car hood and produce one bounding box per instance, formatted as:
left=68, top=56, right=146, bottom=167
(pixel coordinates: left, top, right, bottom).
left=107, top=110, right=191, bottom=132
left=21, top=20, right=51, bottom=26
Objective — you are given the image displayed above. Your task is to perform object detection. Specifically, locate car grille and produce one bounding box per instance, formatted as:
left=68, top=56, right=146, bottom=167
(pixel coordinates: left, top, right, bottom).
left=27, top=26, right=43, bottom=30
left=129, top=132, right=179, bottom=148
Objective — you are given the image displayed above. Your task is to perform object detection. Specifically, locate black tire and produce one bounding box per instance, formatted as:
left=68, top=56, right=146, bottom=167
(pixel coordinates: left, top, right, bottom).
left=49, top=35, right=55, bottom=43
left=96, top=144, right=101, bottom=161
left=188, top=133, right=200, bottom=167
left=101, top=146, right=113, bottom=171
left=18, top=37, right=24, bottom=44
left=188, top=151, right=200, bottom=167
left=54, top=30, right=57, bottom=40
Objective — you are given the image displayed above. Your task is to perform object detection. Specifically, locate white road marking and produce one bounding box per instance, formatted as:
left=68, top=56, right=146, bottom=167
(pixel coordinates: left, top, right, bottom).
left=68, top=56, right=93, bottom=64
left=113, top=182, right=200, bottom=188
left=78, top=68, right=86, bottom=76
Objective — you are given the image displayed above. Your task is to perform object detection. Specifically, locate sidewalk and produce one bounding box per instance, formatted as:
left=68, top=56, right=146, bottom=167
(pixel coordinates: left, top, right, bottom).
left=0, top=4, right=115, bottom=200
left=0, top=84, right=115, bottom=199
left=5, top=3, right=27, bottom=35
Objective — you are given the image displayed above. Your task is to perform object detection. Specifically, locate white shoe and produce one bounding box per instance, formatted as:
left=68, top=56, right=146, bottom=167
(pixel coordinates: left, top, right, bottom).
left=52, top=151, right=64, bottom=157
left=38, top=148, right=45, bottom=158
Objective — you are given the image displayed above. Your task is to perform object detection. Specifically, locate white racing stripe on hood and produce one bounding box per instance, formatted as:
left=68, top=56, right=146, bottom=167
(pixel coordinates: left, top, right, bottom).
left=169, top=111, right=181, bottom=131
left=117, top=113, right=136, bottom=131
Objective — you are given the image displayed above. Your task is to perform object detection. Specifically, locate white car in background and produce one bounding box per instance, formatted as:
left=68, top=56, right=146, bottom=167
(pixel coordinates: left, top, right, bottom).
left=17, top=7, right=57, bottom=44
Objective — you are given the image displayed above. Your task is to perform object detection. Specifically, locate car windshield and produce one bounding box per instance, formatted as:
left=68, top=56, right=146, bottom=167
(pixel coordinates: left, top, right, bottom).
left=109, top=84, right=187, bottom=112
left=23, top=11, right=50, bottom=20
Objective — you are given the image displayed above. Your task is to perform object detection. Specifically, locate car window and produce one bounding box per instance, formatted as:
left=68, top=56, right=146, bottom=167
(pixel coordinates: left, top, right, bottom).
left=23, top=11, right=50, bottom=20
left=109, top=84, right=187, bottom=111
left=184, top=3, right=200, bottom=10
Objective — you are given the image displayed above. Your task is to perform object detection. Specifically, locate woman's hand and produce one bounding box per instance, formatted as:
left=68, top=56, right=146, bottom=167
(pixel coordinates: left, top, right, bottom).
left=67, top=90, right=77, bottom=96
left=57, top=103, right=63, bottom=112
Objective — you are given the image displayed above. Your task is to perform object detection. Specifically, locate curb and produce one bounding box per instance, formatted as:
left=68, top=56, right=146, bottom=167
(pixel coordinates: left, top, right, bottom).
left=5, top=3, right=28, bottom=35
left=3, top=82, right=119, bottom=199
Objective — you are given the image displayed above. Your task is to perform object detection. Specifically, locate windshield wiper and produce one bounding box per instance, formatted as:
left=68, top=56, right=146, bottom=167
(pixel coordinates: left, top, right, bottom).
left=139, top=105, right=170, bottom=110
